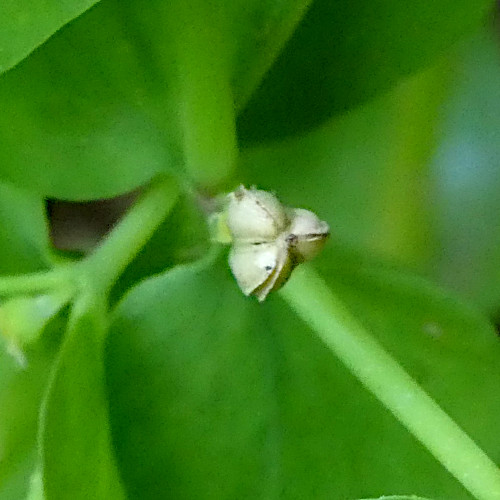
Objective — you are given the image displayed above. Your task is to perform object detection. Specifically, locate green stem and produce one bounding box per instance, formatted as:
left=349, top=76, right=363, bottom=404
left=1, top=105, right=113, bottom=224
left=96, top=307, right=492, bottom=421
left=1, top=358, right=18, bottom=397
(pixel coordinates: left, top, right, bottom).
left=0, top=268, right=72, bottom=296
left=171, top=1, right=237, bottom=189
left=80, top=176, right=179, bottom=293
left=280, top=265, right=500, bottom=500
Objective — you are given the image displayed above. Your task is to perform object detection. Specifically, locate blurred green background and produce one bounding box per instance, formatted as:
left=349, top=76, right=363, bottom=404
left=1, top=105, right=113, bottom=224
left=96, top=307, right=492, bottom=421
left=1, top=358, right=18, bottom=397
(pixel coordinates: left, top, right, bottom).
left=241, top=17, right=500, bottom=319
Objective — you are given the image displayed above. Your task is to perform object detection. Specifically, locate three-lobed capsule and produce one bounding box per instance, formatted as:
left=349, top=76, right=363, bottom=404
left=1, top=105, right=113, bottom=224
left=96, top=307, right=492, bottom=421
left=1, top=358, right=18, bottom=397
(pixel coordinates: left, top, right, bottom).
left=226, top=185, right=330, bottom=301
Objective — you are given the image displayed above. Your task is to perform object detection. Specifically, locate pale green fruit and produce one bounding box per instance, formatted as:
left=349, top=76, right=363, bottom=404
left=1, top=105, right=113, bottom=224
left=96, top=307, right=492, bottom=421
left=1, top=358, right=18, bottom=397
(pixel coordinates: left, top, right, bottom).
left=227, top=185, right=288, bottom=243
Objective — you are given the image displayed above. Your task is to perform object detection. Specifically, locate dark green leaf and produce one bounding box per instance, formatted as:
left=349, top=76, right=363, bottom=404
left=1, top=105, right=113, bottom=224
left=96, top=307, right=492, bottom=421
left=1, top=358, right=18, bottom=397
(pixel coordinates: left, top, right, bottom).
left=106, top=248, right=499, bottom=498
left=0, top=0, right=101, bottom=74
left=238, top=61, right=447, bottom=272
left=41, top=295, right=125, bottom=499
left=107, top=254, right=274, bottom=499
left=237, top=0, right=494, bottom=143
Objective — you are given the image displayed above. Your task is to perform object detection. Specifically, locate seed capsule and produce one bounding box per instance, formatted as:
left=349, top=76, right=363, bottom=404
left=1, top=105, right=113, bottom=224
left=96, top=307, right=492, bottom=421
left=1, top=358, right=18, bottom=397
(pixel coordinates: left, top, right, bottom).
left=226, top=186, right=329, bottom=301
left=286, top=208, right=330, bottom=263
left=229, top=239, right=293, bottom=302
left=226, top=185, right=288, bottom=243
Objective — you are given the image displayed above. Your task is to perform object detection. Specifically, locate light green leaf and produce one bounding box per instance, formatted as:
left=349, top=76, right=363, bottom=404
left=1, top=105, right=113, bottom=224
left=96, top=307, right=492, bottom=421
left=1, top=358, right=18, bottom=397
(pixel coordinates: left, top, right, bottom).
left=0, top=292, right=70, bottom=358
left=0, top=313, right=64, bottom=500
left=0, top=0, right=308, bottom=199
left=41, top=295, right=125, bottom=499
left=0, top=0, right=101, bottom=75
left=106, top=248, right=500, bottom=498
left=1, top=0, right=491, bottom=198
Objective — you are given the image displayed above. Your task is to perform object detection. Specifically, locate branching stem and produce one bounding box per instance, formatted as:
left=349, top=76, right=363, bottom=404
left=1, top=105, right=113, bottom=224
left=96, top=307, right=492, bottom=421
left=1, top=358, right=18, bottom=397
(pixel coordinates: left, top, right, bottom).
left=80, top=175, right=179, bottom=294
left=0, top=268, right=73, bottom=296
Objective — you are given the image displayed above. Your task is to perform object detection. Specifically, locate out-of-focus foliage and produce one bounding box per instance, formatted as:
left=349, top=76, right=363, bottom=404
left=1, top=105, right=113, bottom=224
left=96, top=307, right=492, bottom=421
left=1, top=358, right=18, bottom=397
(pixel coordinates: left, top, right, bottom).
left=237, top=0, right=493, bottom=143
left=0, top=0, right=493, bottom=199
left=107, top=248, right=500, bottom=499
left=431, top=28, right=500, bottom=313
left=0, top=0, right=101, bottom=74
left=240, top=22, right=500, bottom=314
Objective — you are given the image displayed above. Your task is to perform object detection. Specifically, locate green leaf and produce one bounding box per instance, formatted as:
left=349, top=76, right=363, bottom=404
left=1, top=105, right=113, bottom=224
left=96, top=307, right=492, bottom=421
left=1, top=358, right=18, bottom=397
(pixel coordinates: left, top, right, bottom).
left=2, top=0, right=482, bottom=197
left=106, top=248, right=500, bottom=498
left=237, top=0, right=494, bottom=144
left=0, top=0, right=101, bottom=75
left=0, top=182, right=51, bottom=274
left=107, top=255, right=274, bottom=499
left=0, top=293, right=70, bottom=358
left=41, top=295, right=125, bottom=499
left=0, top=181, right=58, bottom=496
left=0, top=0, right=309, bottom=199
left=0, top=313, right=64, bottom=500
left=0, top=455, right=36, bottom=500
left=0, top=1, right=178, bottom=200
left=228, top=0, right=312, bottom=110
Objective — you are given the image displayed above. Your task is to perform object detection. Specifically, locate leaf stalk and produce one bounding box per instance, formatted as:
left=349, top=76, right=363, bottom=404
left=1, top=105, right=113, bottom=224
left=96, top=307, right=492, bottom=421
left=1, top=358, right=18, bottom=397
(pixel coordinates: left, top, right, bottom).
left=281, top=265, right=500, bottom=500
